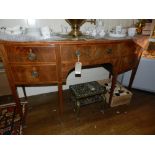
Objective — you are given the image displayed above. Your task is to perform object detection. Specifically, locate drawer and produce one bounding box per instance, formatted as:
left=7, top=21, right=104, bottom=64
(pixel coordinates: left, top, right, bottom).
left=5, top=46, right=56, bottom=63
left=95, top=44, right=119, bottom=59
left=118, top=42, right=136, bottom=56
left=119, top=55, right=137, bottom=73
left=10, top=65, right=57, bottom=84
left=61, top=45, right=95, bottom=63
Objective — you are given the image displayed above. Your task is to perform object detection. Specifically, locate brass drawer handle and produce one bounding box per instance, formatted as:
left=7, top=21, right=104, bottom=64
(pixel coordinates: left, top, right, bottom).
left=75, top=50, right=81, bottom=61
left=75, top=50, right=80, bottom=57
left=105, top=48, right=112, bottom=54
left=31, top=71, right=39, bottom=78
left=28, top=49, right=37, bottom=61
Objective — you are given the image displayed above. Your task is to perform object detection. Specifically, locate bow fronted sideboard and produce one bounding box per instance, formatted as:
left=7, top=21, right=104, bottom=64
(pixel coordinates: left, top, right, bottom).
left=0, top=38, right=143, bottom=118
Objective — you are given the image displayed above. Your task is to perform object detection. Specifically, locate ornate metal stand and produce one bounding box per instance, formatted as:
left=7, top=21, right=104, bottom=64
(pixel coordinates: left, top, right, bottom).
left=69, top=81, right=106, bottom=118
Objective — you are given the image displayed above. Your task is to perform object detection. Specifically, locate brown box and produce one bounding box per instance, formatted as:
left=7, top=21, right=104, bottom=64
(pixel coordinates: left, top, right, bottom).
left=98, top=79, right=132, bottom=107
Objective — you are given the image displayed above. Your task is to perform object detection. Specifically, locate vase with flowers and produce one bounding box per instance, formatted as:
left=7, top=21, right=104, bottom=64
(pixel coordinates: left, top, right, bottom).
left=135, top=19, right=146, bottom=34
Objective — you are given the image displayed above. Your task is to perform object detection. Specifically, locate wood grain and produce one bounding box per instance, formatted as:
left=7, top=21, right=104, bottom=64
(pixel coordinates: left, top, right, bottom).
left=22, top=89, right=155, bottom=135
left=0, top=39, right=142, bottom=118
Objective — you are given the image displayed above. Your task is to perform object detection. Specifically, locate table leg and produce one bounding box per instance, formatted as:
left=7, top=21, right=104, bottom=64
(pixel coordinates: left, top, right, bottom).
left=128, top=68, right=137, bottom=90
left=22, top=86, right=27, bottom=101
left=128, top=47, right=143, bottom=90
left=109, top=73, right=118, bottom=105
left=10, top=86, right=25, bottom=127
left=58, top=83, right=63, bottom=115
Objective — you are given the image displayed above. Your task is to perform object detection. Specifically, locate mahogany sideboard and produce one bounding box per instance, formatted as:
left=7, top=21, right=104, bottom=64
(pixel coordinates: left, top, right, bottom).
left=0, top=38, right=142, bottom=118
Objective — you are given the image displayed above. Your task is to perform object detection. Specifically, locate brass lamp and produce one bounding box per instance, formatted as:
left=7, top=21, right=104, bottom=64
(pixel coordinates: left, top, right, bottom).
left=65, top=19, right=96, bottom=37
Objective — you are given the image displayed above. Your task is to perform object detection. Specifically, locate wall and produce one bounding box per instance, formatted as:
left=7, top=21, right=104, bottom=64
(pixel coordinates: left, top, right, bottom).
left=0, top=19, right=134, bottom=32
left=0, top=19, right=134, bottom=97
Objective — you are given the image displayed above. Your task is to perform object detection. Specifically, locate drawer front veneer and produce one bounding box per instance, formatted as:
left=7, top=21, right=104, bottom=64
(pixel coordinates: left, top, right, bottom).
left=10, top=65, right=57, bottom=84
left=5, top=46, right=56, bottom=63
left=61, top=45, right=96, bottom=63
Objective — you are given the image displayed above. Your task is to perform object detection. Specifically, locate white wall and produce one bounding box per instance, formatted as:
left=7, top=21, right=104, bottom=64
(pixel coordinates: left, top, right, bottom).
left=118, top=57, right=155, bottom=93
left=0, top=19, right=134, bottom=97
left=0, top=19, right=134, bottom=32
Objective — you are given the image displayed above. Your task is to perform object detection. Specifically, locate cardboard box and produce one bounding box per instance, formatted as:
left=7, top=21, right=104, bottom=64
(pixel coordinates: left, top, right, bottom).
left=98, top=79, right=132, bottom=107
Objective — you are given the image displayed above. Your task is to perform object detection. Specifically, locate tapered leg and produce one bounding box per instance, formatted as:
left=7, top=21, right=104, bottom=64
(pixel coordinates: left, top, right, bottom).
left=10, top=86, right=24, bottom=127
left=58, top=83, right=63, bottom=115
left=22, top=86, right=27, bottom=101
left=109, top=73, right=118, bottom=105
left=128, top=68, right=137, bottom=90
left=128, top=47, right=143, bottom=90
left=11, top=87, right=22, bottom=116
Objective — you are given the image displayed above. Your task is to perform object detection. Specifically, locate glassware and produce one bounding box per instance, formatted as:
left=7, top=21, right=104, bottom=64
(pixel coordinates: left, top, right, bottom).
left=95, top=19, right=105, bottom=37
left=60, top=25, right=68, bottom=34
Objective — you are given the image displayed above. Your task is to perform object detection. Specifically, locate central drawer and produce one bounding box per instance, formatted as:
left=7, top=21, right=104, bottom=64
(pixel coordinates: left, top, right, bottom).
left=61, top=45, right=96, bottom=63
left=5, top=45, right=56, bottom=63
left=95, top=44, right=119, bottom=59
left=10, top=65, right=57, bottom=84
left=61, top=44, right=120, bottom=63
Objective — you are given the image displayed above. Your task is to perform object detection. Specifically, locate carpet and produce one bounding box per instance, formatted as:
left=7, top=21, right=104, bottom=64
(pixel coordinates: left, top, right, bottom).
left=0, top=102, right=26, bottom=135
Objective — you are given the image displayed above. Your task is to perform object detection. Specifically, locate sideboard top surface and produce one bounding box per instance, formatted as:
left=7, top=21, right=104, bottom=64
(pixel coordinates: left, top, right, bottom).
left=0, top=38, right=134, bottom=46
